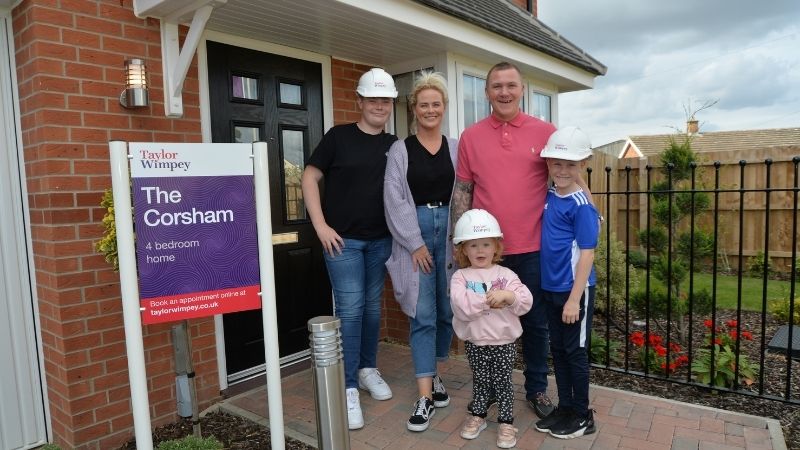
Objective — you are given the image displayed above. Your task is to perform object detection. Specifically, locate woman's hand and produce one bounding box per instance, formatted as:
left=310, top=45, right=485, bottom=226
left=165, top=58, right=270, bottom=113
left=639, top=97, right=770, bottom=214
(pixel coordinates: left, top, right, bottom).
left=411, top=245, right=433, bottom=273
left=315, top=223, right=344, bottom=257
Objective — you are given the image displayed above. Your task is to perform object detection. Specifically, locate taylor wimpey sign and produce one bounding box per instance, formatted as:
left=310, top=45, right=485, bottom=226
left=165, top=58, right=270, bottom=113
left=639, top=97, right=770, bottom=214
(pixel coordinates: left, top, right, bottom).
left=130, top=143, right=260, bottom=324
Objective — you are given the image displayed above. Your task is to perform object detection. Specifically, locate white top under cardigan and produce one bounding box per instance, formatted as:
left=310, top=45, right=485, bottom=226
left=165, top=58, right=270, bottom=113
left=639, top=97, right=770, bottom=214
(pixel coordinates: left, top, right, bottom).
left=383, top=136, right=459, bottom=318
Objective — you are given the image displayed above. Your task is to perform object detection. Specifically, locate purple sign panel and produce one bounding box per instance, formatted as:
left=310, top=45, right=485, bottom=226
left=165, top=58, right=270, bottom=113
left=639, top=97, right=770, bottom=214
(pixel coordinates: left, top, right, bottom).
left=130, top=143, right=260, bottom=324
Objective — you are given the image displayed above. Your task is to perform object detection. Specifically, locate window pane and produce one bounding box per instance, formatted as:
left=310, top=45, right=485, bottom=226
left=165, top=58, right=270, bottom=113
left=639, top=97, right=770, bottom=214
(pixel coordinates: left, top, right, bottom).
left=463, top=74, right=489, bottom=130
left=234, top=126, right=259, bottom=143
left=463, top=74, right=476, bottom=128
left=533, top=92, right=552, bottom=122
left=232, top=75, right=258, bottom=100
left=282, top=129, right=306, bottom=221
left=279, top=83, right=302, bottom=105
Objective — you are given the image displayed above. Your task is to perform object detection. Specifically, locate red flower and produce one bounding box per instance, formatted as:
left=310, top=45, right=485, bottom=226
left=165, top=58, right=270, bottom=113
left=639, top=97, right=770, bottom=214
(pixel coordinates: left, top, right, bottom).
left=741, top=331, right=753, bottom=340
left=729, top=330, right=738, bottom=340
left=655, top=345, right=667, bottom=357
left=704, top=319, right=713, bottom=328
left=630, top=331, right=645, bottom=347
left=669, top=342, right=682, bottom=353
left=714, top=338, right=722, bottom=345
left=648, top=334, right=663, bottom=346
left=726, top=319, right=738, bottom=328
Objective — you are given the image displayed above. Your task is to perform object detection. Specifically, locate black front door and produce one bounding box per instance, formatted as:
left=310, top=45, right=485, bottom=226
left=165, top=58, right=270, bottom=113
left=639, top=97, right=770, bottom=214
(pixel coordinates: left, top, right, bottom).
left=207, top=41, right=332, bottom=382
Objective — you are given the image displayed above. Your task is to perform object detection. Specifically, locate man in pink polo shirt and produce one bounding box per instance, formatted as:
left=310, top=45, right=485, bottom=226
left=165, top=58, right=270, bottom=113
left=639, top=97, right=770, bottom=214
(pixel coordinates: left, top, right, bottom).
left=451, top=61, right=591, bottom=420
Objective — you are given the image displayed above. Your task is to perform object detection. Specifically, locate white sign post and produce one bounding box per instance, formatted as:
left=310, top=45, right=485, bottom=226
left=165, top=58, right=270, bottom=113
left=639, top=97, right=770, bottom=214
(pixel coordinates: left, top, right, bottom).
left=110, top=140, right=285, bottom=449
left=253, top=141, right=285, bottom=450
left=109, top=140, right=153, bottom=450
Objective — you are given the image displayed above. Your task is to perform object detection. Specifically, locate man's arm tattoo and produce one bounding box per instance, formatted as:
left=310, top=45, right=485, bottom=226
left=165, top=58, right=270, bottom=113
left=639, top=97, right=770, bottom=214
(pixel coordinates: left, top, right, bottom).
left=450, top=180, right=474, bottom=228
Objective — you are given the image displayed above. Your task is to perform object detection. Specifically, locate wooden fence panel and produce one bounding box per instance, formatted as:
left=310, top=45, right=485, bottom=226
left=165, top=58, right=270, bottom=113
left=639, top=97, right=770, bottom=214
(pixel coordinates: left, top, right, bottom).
left=587, top=145, right=800, bottom=272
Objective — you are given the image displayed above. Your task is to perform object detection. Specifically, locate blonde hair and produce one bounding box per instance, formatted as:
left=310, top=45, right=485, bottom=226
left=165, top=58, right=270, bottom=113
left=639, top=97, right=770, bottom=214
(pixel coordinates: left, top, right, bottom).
left=454, top=238, right=505, bottom=268
left=408, top=71, right=448, bottom=133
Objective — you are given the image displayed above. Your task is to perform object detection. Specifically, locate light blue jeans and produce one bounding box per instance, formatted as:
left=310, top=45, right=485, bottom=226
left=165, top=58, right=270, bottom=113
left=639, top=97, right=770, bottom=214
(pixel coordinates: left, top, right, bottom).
left=410, top=206, right=453, bottom=378
left=323, top=236, right=392, bottom=389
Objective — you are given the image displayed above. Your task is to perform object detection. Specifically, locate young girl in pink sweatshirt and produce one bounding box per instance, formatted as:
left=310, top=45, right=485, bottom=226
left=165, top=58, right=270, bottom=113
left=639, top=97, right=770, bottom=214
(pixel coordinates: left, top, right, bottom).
left=450, top=209, right=532, bottom=449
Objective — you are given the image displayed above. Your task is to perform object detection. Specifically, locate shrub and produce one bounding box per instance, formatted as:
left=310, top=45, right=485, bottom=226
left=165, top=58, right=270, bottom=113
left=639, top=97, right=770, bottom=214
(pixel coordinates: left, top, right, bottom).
left=747, top=251, right=773, bottom=278
left=589, top=332, right=622, bottom=366
left=691, top=319, right=758, bottom=388
left=40, top=445, right=62, bottom=450
left=156, top=436, right=223, bottom=450
left=95, top=188, right=119, bottom=271
left=594, top=232, right=639, bottom=313
left=627, top=248, right=648, bottom=269
left=769, top=296, right=800, bottom=325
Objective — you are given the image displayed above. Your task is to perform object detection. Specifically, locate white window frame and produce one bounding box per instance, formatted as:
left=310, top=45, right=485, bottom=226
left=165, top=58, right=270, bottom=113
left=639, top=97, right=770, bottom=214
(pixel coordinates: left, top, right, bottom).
left=455, top=61, right=491, bottom=134
left=527, top=84, right=558, bottom=125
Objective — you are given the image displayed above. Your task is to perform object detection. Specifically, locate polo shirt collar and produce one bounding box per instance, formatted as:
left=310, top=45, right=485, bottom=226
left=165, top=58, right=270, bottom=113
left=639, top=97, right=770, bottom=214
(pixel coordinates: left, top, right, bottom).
left=489, top=112, right=526, bottom=129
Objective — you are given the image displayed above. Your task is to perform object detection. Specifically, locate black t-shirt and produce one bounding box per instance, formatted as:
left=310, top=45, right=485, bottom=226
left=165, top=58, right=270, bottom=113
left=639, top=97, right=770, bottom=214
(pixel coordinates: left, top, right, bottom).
left=306, top=123, right=397, bottom=239
left=405, top=135, right=453, bottom=205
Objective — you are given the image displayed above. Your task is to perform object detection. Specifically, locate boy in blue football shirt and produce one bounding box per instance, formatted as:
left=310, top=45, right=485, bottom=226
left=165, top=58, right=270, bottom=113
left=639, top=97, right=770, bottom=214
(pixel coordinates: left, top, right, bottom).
left=534, top=126, right=600, bottom=439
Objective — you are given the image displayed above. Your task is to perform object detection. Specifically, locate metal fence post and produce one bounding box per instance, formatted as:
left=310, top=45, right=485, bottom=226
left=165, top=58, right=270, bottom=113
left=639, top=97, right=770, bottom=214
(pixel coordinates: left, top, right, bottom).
left=308, top=316, right=350, bottom=450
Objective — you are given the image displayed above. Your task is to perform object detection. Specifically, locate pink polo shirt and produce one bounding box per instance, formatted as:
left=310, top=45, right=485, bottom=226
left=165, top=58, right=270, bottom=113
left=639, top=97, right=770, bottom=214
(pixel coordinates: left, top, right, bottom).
left=456, top=112, right=555, bottom=254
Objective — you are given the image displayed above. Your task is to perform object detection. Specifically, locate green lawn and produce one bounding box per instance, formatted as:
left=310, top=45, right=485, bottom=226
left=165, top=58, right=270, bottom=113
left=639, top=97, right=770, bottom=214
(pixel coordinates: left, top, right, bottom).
left=631, top=270, right=797, bottom=311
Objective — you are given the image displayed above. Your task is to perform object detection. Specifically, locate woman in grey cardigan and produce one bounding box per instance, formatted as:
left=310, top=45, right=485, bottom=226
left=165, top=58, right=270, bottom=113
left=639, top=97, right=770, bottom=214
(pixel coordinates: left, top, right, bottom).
left=384, top=71, right=458, bottom=432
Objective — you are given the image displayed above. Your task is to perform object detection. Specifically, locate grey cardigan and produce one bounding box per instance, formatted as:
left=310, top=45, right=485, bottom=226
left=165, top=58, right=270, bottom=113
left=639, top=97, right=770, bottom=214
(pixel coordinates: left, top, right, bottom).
left=384, top=136, right=458, bottom=318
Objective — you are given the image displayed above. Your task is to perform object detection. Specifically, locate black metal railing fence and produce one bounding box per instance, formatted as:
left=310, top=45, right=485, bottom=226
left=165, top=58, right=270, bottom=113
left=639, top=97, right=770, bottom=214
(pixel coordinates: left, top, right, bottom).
left=587, top=156, right=800, bottom=403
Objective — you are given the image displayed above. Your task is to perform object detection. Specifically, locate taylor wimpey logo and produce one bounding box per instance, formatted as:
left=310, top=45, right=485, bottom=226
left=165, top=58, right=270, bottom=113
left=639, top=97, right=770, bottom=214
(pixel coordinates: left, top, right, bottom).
left=473, top=224, right=490, bottom=233
left=138, top=148, right=191, bottom=172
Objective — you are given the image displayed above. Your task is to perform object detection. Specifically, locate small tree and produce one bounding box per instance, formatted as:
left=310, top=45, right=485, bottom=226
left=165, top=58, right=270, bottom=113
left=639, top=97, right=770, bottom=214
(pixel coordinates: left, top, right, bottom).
left=594, top=232, right=640, bottom=314
left=633, top=135, right=714, bottom=343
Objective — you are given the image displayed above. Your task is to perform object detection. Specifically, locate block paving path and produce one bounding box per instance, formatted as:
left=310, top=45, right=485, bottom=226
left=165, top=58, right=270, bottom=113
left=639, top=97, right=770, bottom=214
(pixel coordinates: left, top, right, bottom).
left=216, top=342, right=786, bottom=449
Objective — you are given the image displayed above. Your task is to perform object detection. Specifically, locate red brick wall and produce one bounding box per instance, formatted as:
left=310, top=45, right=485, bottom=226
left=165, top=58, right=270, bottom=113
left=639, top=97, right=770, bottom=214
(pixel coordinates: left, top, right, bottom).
left=12, top=1, right=218, bottom=448
left=510, top=0, right=537, bottom=16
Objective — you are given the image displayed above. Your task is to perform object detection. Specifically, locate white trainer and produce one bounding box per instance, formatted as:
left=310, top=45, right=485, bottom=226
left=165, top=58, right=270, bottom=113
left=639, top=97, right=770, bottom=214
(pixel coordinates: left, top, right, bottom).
left=357, top=368, right=393, bottom=400
left=346, top=388, right=364, bottom=430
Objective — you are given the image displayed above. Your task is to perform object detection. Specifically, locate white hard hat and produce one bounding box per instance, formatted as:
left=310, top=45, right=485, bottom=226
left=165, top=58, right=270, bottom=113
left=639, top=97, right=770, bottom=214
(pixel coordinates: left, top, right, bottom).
left=453, top=209, right=503, bottom=245
left=541, top=126, right=593, bottom=161
left=356, top=68, right=398, bottom=98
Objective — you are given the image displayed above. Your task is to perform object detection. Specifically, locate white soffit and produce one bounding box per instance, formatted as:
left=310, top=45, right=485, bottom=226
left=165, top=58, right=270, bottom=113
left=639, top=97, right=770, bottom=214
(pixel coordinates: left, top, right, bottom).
left=205, top=0, right=595, bottom=90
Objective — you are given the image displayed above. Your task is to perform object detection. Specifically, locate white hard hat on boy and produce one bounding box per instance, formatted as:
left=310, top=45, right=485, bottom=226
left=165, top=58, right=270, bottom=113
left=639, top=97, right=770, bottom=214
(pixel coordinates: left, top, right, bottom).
left=453, top=209, right=503, bottom=245
left=541, top=126, right=593, bottom=161
left=356, top=68, right=398, bottom=98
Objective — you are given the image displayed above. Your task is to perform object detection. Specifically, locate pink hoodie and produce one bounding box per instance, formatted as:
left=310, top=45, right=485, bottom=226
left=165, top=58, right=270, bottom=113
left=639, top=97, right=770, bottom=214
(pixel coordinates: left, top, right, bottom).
left=450, top=264, right=533, bottom=346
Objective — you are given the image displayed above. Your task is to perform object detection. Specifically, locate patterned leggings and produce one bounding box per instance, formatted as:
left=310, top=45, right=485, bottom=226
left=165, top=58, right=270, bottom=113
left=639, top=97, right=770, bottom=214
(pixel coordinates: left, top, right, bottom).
left=465, top=341, right=516, bottom=424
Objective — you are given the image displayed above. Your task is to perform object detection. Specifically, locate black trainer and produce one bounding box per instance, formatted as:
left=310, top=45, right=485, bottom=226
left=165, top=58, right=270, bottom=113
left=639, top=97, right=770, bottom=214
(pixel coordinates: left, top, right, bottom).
left=466, top=396, right=497, bottom=415
left=432, top=375, right=450, bottom=407
left=549, top=409, right=596, bottom=439
left=527, top=391, right=555, bottom=419
left=407, top=396, right=435, bottom=432
left=534, top=406, right=571, bottom=433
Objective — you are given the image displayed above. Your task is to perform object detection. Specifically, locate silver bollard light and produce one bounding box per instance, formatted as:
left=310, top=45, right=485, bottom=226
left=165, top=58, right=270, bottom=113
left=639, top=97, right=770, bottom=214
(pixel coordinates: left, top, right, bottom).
left=308, top=316, right=350, bottom=450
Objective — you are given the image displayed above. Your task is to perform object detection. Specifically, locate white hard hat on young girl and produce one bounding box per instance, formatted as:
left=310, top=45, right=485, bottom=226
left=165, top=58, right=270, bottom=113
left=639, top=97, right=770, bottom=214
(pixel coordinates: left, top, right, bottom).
left=541, top=126, right=593, bottom=161
left=453, top=209, right=503, bottom=245
left=356, top=68, right=398, bottom=98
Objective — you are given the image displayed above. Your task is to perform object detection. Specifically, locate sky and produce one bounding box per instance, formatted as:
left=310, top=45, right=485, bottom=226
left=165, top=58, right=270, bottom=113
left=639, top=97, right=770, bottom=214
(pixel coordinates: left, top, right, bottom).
left=537, top=1, right=800, bottom=146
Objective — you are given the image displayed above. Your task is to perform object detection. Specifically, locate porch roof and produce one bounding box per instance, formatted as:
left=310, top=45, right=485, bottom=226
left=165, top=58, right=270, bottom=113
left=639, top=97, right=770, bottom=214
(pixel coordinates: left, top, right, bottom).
left=142, top=0, right=605, bottom=93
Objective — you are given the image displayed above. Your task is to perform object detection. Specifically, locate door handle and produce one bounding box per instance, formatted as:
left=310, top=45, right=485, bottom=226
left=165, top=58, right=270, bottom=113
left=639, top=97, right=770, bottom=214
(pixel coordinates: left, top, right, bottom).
left=272, top=232, right=298, bottom=245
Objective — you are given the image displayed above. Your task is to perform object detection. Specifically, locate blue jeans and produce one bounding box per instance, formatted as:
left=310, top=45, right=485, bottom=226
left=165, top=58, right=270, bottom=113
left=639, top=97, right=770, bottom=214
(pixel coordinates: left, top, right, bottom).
left=502, top=252, right=549, bottom=397
left=323, top=236, right=392, bottom=388
left=409, top=206, right=453, bottom=378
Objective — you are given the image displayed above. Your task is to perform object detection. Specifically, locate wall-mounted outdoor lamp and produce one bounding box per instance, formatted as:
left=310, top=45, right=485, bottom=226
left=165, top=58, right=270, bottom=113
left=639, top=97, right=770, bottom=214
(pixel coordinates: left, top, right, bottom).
left=119, top=58, right=149, bottom=108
